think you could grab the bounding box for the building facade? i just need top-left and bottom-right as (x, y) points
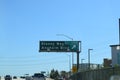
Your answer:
(103, 58), (112, 67)
(110, 44), (120, 66)
(73, 63), (102, 72)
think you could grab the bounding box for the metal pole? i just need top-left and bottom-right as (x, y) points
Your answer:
(81, 59), (85, 70)
(69, 55), (71, 73)
(65, 54), (71, 73)
(77, 52), (80, 72)
(88, 49), (93, 70)
(88, 49), (90, 69)
(56, 34), (74, 70)
(72, 53), (74, 69)
(81, 59), (85, 64)
(76, 41), (81, 72)
(119, 18), (120, 45)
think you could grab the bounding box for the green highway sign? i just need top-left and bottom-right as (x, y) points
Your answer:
(39, 41), (80, 52)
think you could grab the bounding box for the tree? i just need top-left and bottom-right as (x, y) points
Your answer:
(60, 71), (66, 77)
(50, 69), (55, 79)
(60, 71), (69, 80)
(50, 69), (60, 80)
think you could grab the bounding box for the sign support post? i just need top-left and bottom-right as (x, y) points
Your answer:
(76, 41), (81, 80)
(77, 51), (80, 72)
(77, 41), (81, 72)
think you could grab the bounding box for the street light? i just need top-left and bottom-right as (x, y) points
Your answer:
(81, 59), (85, 70)
(56, 34), (73, 41)
(56, 34), (74, 68)
(117, 45), (120, 50)
(65, 54), (71, 73)
(81, 59), (85, 64)
(88, 49), (93, 70)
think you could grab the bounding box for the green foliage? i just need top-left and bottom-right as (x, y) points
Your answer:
(50, 69), (60, 80)
(114, 64), (119, 67)
(60, 71), (67, 77)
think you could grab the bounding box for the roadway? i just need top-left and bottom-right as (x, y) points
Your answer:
(0, 77), (54, 80)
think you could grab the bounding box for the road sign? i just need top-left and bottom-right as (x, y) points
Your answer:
(72, 65), (77, 73)
(39, 41), (80, 52)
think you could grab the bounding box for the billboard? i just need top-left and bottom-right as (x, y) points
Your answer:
(39, 41), (80, 52)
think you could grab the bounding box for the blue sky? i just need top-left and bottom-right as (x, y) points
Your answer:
(0, 0), (120, 76)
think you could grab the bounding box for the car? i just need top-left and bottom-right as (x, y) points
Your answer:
(26, 76), (33, 80)
(32, 73), (45, 80)
(20, 76), (25, 79)
(58, 78), (63, 80)
(13, 76), (17, 79)
(4, 75), (12, 80)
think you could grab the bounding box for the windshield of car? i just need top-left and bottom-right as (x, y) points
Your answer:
(34, 73), (44, 78)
